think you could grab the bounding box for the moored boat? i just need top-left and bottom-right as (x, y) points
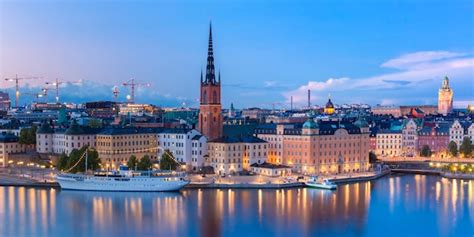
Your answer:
(56, 167), (189, 192)
(305, 177), (337, 190)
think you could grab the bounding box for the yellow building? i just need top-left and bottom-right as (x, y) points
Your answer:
(0, 133), (26, 167)
(96, 127), (158, 169)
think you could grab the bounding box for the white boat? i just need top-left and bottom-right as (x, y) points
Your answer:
(56, 166), (189, 192)
(305, 177), (337, 190)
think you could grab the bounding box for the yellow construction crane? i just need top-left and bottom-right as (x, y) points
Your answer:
(4, 75), (42, 107)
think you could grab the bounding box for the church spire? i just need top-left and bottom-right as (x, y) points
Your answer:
(205, 22), (216, 85)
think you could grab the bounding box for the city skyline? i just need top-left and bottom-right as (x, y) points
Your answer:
(1, 0), (473, 108)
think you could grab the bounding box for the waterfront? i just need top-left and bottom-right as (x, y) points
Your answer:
(0, 174), (472, 237)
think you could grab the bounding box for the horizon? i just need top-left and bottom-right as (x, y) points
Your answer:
(1, 0), (473, 108)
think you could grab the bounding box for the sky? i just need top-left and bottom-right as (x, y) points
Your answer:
(0, 0), (473, 109)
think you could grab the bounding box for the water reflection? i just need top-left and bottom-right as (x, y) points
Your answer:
(0, 175), (472, 237)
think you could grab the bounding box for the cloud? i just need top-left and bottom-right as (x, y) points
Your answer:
(285, 50), (474, 106)
(2, 80), (190, 107)
(381, 51), (466, 69)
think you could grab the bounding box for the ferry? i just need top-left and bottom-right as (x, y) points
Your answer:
(305, 176), (337, 190)
(56, 166), (189, 192)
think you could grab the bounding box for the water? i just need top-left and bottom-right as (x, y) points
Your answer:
(0, 174), (472, 237)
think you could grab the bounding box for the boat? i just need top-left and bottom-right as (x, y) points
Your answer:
(305, 176), (337, 190)
(56, 148), (189, 192)
(56, 166), (190, 192)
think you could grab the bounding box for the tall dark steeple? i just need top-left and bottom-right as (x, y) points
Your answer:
(199, 22), (223, 141)
(204, 23), (217, 85)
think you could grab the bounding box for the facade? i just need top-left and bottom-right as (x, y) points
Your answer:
(95, 127), (158, 169)
(198, 24), (223, 141)
(250, 162), (292, 177)
(375, 129), (402, 157)
(438, 76), (453, 116)
(207, 136), (268, 175)
(0, 133), (25, 167)
(402, 119), (419, 157)
(157, 128), (207, 170)
(417, 125), (449, 156)
(256, 118), (370, 175)
(371, 106), (402, 117)
(0, 91), (10, 111)
(36, 122), (99, 155)
(449, 120), (469, 148)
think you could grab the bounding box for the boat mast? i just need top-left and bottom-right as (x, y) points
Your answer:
(85, 148), (88, 173)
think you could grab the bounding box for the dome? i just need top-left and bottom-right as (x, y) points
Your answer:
(325, 98), (334, 109)
(354, 118), (369, 128)
(303, 119), (318, 129)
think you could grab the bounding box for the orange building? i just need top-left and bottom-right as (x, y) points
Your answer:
(256, 118), (370, 175)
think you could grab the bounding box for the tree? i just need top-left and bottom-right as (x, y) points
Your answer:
(448, 141), (458, 157)
(88, 118), (102, 128)
(127, 155), (138, 170)
(19, 125), (37, 145)
(57, 152), (68, 171)
(159, 150), (178, 170)
(460, 137), (472, 157)
(420, 145), (432, 157)
(137, 155), (152, 170)
(369, 151), (378, 164)
(61, 146), (101, 173)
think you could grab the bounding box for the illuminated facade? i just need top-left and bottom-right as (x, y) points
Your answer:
(207, 136), (268, 175)
(0, 133), (25, 167)
(256, 118), (370, 175)
(324, 97), (335, 115)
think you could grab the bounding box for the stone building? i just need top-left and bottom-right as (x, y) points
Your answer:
(417, 124), (449, 156)
(0, 133), (25, 167)
(256, 118), (370, 175)
(402, 119), (419, 157)
(207, 136), (267, 175)
(376, 129), (402, 157)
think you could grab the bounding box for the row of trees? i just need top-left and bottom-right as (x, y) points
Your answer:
(125, 150), (180, 171)
(19, 125), (37, 145)
(419, 137), (473, 158)
(57, 146), (101, 173)
(448, 137), (472, 157)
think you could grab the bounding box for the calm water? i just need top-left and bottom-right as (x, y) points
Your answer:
(0, 174), (472, 237)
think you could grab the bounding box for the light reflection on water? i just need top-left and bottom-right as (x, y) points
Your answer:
(0, 175), (472, 237)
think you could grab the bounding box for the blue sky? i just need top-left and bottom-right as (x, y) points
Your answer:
(0, 0), (473, 108)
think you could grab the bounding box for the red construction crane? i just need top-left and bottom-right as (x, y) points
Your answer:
(4, 75), (42, 107)
(45, 78), (82, 103)
(122, 78), (150, 103)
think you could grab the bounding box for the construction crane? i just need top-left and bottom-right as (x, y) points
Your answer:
(45, 78), (82, 103)
(4, 75), (42, 107)
(122, 78), (150, 104)
(112, 86), (120, 102)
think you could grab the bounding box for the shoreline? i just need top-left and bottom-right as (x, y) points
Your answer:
(1, 169), (471, 189)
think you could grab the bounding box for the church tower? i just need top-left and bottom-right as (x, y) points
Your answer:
(438, 76), (453, 116)
(198, 23), (223, 141)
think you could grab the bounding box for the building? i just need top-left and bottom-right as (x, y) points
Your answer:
(95, 127), (158, 169)
(324, 97), (335, 115)
(256, 118), (370, 175)
(376, 129), (402, 157)
(449, 120), (470, 148)
(157, 128), (207, 170)
(207, 136), (268, 175)
(0, 133), (25, 167)
(85, 101), (118, 118)
(438, 76), (454, 116)
(36, 121), (99, 155)
(0, 91), (10, 111)
(250, 162), (292, 177)
(371, 106), (401, 117)
(401, 119), (419, 157)
(198, 24), (223, 141)
(418, 124), (449, 156)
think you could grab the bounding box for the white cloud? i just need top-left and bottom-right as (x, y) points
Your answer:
(381, 51), (466, 69)
(284, 50), (474, 105)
